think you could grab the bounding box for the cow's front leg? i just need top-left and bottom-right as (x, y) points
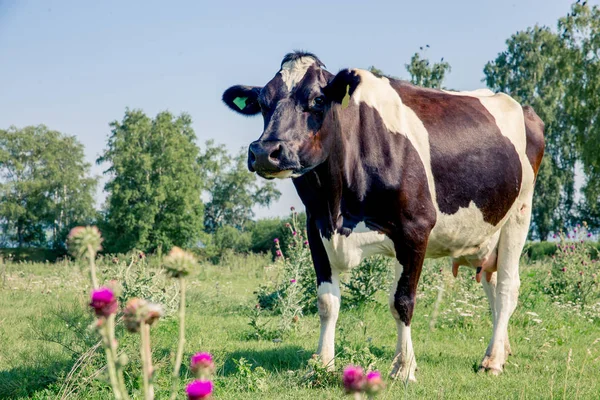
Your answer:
(389, 260), (417, 382)
(316, 273), (340, 370)
(306, 216), (340, 370)
(389, 240), (426, 382)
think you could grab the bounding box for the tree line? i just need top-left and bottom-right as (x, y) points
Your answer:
(1, 2), (598, 254)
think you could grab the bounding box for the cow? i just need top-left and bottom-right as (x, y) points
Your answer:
(221, 51), (545, 381)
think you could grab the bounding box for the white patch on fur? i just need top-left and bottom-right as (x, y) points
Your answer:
(280, 57), (316, 92)
(316, 279), (340, 369)
(320, 222), (395, 272)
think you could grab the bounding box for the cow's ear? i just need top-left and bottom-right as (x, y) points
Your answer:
(323, 69), (361, 107)
(222, 85), (262, 115)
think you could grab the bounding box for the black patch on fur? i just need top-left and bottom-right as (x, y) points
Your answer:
(281, 50), (326, 69)
(390, 80), (523, 226)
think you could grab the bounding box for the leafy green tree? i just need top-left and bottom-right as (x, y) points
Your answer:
(369, 48), (451, 89)
(559, 3), (600, 230)
(199, 140), (281, 233)
(0, 125), (97, 247)
(98, 109), (204, 253)
(405, 51), (451, 89)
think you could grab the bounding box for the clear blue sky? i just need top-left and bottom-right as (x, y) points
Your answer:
(0, 0), (588, 218)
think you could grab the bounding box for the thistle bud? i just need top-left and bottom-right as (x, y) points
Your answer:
(163, 246), (196, 278)
(67, 226), (103, 258)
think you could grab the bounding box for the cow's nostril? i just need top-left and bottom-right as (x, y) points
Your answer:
(269, 145), (282, 161)
(249, 149), (257, 164)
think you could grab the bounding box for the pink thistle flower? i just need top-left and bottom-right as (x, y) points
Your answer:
(579, 271), (584, 276)
(342, 365), (366, 393)
(303, 240), (309, 246)
(562, 267), (567, 272)
(587, 233), (592, 238)
(365, 370), (385, 395)
(290, 279), (296, 284)
(290, 206), (296, 212)
(552, 234), (557, 239)
(274, 238), (279, 243)
(292, 231), (297, 236)
(139, 251), (145, 259)
(186, 380), (213, 400)
(276, 250), (282, 257)
(191, 352), (215, 378)
(90, 287), (117, 318)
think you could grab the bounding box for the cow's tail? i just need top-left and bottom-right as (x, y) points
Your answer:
(522, 105), (545, 179)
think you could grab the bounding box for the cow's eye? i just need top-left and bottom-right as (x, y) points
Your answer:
(313, 96), (325, 107)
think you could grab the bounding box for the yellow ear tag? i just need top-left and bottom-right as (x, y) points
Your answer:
(233, 96), (248, 110)
(341, 85), (350, 110)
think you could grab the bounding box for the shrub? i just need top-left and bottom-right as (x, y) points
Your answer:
(545, 224), (600, 308)
(342, 255), (392, 309)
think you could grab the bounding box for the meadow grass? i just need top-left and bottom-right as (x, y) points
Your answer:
(0, 254), (598, 399)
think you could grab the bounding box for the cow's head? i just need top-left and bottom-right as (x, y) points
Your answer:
(222, 51), (360, 179)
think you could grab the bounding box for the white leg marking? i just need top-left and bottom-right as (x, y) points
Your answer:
(316, 274), (340, 370)
(481, 198), (532, 374)
(388, 260), (417, 382)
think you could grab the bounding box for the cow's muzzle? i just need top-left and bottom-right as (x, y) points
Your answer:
(248, 140), (299, 178)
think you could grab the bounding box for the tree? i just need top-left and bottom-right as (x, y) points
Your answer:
(98, 109), (204, 253)
(199, 140), (281, 233)
(559, 3), (600, 230)
(369, 48), (451, 90)
(405, 51), (451, 89)
(0, 125), (97, 248)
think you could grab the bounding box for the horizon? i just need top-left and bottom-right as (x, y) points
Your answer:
(0, 0), (591, 219)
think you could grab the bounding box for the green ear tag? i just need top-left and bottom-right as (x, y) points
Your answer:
(341, 85), (350, 110)
(233, 96), (248, 110)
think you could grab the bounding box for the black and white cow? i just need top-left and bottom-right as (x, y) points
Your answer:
(222, 51), (544, 380)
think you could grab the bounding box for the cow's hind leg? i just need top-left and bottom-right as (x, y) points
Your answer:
(480, 201), (531, 374)
(481, 272), (512, 360)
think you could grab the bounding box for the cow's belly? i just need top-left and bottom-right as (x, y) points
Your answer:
(426, 201), (505, 260)
(320, 222), (396, 271)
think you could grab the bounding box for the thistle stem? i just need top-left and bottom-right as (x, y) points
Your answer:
(87, 244), (98, 289)
(108, 315), (130, 400)
(102, 321), (123, 400)
(141, 323), (155, 400)
(169, 277), (187, 400)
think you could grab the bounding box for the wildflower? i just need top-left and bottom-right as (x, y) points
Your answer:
(562, 267), (567, 272)
(290, 279), (297, 284)
(90, 287), (117, 318)
(273, 238), (279, 243)
(552, 234), (557, 239)
(112, 257), (119, 264)
(163, 246), (196, 278)
(276, 250), (283, 257)
(139, 251), (145, 259)
(67, 226), (103, 258)
(186, 380), (213, 400)
(290, 206), (296, 212)
(303, 240), (309, 246)
(365, 370), (385, 395)
(342, 365), (366, 393)
(588, 233), (592, 238)
(292, 315), (299, 323)
(144, 302), (163, 326)
(190, 352), (215, 378)
(285, 223), (291, 228)
(579, 271), (584, 276)
(292, 231), (297, 236)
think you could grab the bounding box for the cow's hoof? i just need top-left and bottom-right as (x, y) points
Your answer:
(479, 356), (503, 376)
(389, 364), (417, 383)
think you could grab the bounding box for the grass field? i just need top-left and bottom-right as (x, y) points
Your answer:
(0, 253), (599, 399)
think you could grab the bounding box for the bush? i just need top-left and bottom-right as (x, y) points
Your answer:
(342, 255), (392, 309)
(545, 224), (600, 308)
(523, 241), (558, 261)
